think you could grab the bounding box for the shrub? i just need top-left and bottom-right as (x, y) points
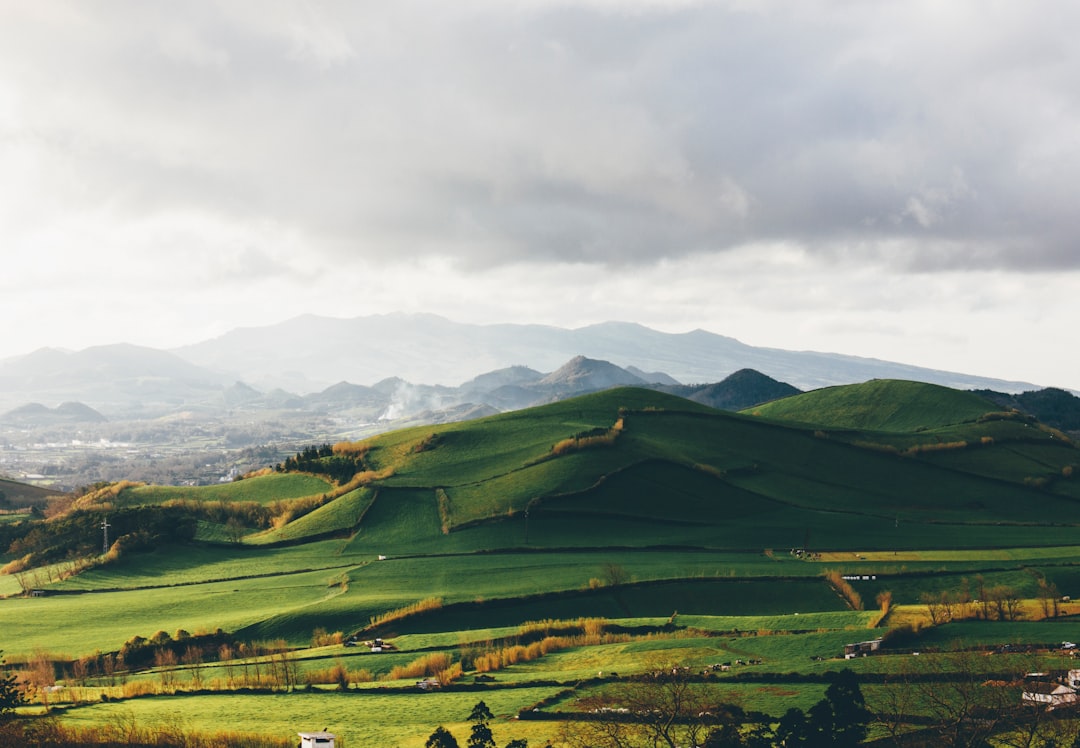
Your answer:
(386, 652), (455, 681)
(368, 597), (443, 630)
(824, 570), (863, 611)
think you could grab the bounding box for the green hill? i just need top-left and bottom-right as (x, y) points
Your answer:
(10, 386), (1079, 562)
(743, 379), (999, 432)
(0, 475), (66, 509)
(237, 385), (1080, 553)
(4, 383), (1080, 748)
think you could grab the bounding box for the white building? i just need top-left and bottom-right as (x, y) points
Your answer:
(298, 731), (337, 748)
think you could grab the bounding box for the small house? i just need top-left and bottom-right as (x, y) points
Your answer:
(843, 639), (882, 658)
(298, 731), (337, 748)
(1022, 681), (1078, 709)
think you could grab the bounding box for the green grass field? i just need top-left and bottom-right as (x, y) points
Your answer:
(3, 384), (1080, 745)
(121, 473), (334, 506)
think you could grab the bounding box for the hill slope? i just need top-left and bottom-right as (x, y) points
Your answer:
(231, 385), (1080, 554)
(745, 380), (999, 432)
(654, 368), (801, 411)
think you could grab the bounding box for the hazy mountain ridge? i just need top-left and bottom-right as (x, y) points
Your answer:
(173, 313), (1046, 394)
(1, 401), (108, 425)
(0, 315), (1065, 426)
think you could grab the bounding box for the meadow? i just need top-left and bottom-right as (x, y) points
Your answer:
(3, 383), (1080, 746)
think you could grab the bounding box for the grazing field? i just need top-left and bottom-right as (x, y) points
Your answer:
(120, 473), (334, 506)
(3, 384), (1080, 746)
(55, 687), (565, 748)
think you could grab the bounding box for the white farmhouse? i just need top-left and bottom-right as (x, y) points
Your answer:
(298, 731), (337, 748)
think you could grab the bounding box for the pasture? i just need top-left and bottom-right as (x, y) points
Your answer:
(3, 384), (1080, 745)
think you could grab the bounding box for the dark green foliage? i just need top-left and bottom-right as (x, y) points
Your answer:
(468, 701), (495, 748)
(117, 629), (237, 671)
(0, 653), (22, 723)
(4, 505), (197, 566)
(975, 387), (1080, 432)
(276, 444), (367, 483)
(775, 707), (809, 748)
(821, 670), (870, 748)
(702, 705), (751, 748)
(768, 671), (867, 748)
(426, 726), (460, 748)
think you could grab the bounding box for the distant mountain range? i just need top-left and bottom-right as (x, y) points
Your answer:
(175, 313), (1046, 394)
(0, 314), (1063, 423)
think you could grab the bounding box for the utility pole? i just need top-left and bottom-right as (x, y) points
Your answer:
(101, 516), (111, 555)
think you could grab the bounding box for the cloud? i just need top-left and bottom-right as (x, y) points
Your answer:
(1, 1), (1080, 389)
(3, 1), (1079, 277)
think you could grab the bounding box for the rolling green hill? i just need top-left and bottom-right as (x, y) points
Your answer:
(222, 385), (1080, 553)
(0, 475), (66, 509)
(743, 379), (999, 432)
(4, 383), (1080, 747)
(35, 384), (1075, 558)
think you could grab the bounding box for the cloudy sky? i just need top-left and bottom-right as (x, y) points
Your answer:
(1, 1), (1078, 388)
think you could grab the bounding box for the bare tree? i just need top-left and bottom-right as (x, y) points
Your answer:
(558, 665), (739, 748)
(869, 650), (1024, 748)
(602, 563), (629, 587)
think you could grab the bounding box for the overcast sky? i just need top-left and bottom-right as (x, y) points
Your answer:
(1, 1), (1077, 389)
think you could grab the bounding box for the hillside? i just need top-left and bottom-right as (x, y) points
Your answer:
(0, 476), (65, 509)
(0, 400), (107, 426)
(653, 368), (801, 411)
(744, 379), (1000, 432)
(214, 385), (1080, 556)
(974, 386), (1080, 433)
(21, 385), (1075, 560)
(4, 384), (1080, 747)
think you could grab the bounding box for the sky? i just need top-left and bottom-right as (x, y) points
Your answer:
(1, 1), (1078, 389)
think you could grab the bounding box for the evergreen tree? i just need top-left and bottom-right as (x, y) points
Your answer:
(0, 652), (23, 723)
(775, 707), (808, 748)
(822, 669), (870, 748)
(468, 700), (496, 748)
(426, 726), (460, 748)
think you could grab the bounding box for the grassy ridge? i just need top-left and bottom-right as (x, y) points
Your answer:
(746, 380), (999, 431)
(5, 384), (1080, 747)
(121, 473), (333, 506)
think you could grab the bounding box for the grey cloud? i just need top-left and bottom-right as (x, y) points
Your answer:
(3, 1), (1080, 273)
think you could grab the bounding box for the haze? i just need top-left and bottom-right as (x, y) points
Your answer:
(1, 2), (1077, 389)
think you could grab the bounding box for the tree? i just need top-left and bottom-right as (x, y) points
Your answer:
(820, 669), (870, 748)
(870, 649), (1018, 748)
(559, 665), (730, 748)
(225, 517), (246, 544)
(427, 726), (460, 748)
(602, 562), (629, 587)
(702, 705), (751, 748)
(0, 652), (23, 723)
(774, 707), (808, 748)
(468, 700), (496, 748)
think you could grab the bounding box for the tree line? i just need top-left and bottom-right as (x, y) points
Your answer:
(275, 443), (370, 484)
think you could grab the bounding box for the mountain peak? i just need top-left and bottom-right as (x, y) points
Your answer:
(540, 356), (647, 389)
